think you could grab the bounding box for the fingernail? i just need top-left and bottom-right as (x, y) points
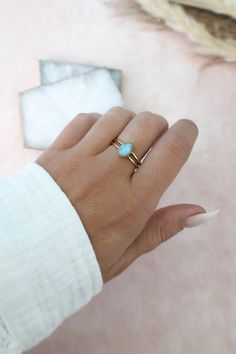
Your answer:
(184, 209), (220, 228)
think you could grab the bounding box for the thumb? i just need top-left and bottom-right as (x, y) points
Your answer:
(108, 204), (220, 280)
(108, 204), (206, 279)
(135, 204), (206, 255)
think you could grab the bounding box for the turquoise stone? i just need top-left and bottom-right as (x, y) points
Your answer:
(118, 142), (133, 157)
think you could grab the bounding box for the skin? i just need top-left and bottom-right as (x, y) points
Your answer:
(36, 107), (205, 282)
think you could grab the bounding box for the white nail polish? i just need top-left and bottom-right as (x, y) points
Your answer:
(184, 209), (221, 228)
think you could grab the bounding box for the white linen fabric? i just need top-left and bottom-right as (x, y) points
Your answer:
(0, 163), (103, 353)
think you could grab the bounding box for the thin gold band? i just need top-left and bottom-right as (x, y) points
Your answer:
(111, 138), (141, 170)
(114, 139), (140, 165)
(112, 141), (139, 169)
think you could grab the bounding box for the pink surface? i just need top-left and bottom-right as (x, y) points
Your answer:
(0, 1), (235, 353)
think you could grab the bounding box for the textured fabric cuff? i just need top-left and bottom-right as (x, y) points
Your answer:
(0, 163), (103, 352)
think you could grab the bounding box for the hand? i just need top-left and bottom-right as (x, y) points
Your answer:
(36, 107), (204, 282)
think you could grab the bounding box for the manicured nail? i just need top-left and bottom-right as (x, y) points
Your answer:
(184, 209), (220, 228)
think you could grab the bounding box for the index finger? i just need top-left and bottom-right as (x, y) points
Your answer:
(131, 119), (198, 209)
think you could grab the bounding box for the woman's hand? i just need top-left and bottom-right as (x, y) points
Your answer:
(36, 107), (205, 282)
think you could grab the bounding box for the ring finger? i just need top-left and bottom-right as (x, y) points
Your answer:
(105, 111), (169, 174)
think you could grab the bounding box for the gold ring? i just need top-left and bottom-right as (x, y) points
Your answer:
(111, 138), (141, 171)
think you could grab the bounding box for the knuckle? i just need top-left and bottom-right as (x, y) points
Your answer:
(73, 113), (88, 121)
(179, 118), (198, 134)
(158, 223), (169, 244)
(147, 227), (160, 251)
(73, 113), (98, 125)
(157, 114), (169, 130)
(143, 221), (166, 253)
(166, 133), (190, 162)
(138, 112), (168, 131)
(148, 221), (172, 249)
(107, 106), (131, 117)
(138, 112), (156, 128)
(86, 114), (100, 125)
(88, 112), (102, 120)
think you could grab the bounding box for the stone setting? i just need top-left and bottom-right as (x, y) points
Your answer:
(118, 142), (133, 157)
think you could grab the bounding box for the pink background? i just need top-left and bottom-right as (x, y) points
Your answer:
(0, 1), (235, 353)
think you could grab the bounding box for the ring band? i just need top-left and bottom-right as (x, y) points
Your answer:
(111, 138), (141, 170)
(112, 141), (139, 169)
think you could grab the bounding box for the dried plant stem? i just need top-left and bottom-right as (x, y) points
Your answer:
(171, 0), (236, 19)
(134, 0), (236, 61)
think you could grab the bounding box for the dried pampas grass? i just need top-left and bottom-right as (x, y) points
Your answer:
(172, 0), (236, 19)
(106, 0), (236, 61)
(134, 0), (236, 61)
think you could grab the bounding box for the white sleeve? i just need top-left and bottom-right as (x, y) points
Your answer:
(0, 163), (103, 353)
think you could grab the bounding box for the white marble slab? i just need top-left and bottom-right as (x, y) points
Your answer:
(40, 60), (122, 89)
(21, 68), (124, 150)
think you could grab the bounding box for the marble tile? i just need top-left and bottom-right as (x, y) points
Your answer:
(40, 60), (122, 89)
(21, 68), (123, 150)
